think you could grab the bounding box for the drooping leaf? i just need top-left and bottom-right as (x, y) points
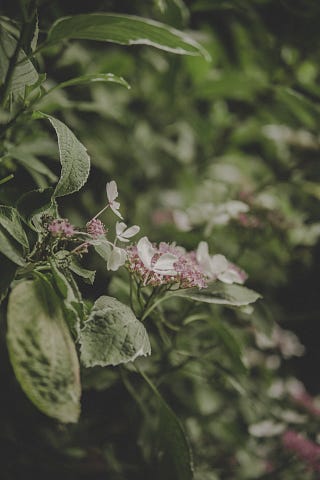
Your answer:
(0, 253), (17, 304)
(69, 258), (96, 285)
(49, 73), (130, 92)
(16, 187), (55, 229)
(139, 369), (194, 480)
(0, 205), (29, 249)
(80, 296), (151, 367)
(47, 14), (209, 59)
(9, 147), (58, 183)
(0, 226), (26, 266)
(209, 319), (247, 374)
(7, 278), (81, 423)
(34, 113), (90, 198)
(50, 259), (84, 337)
(0, 24), (38, 100)
(173, 282), (261, 306)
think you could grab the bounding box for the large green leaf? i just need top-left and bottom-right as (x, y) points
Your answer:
(80, 296), (151, 367)
(0, 24), (38, 99)
(140, 369), (194, 480)
(35, 113), (90, 198)
(7, 278), (81, 423)
(0, 205), (29, 249)
(47, 14), (209, 59)
(173, 282), (261, 306)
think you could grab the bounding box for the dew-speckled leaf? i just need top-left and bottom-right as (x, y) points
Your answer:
(36, 113), (90, 198)
(7, 278), (81, 423)
(80, 296), (151, 367)
(0, 205), (29, 249)
(0, 24), (38, 99)
(174, 282), (261, 306)
(47, 14), (209, 59)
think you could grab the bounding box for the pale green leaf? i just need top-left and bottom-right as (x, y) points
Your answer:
(173, 282), (261, 306)
(0, 205), (29, 248)
(35, 113), (90, 197)
(9, 147), (58, 182)
(80, 296), (151, 367)
(47, 14), (209, 59)
(0, 227), (25, 265)
(7, 278), (81, 423)
(0, 24), (38, 99)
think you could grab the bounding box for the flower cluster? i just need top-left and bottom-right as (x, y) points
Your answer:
(126, 237), (207, 288)
(48, 218), (75, 237)
(45, 181), (247, 289)
(282, 430), (320, 472)
(126, 237), (246, 290)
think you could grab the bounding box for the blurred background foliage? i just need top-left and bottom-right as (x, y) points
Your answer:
(1, 0), (320, 478)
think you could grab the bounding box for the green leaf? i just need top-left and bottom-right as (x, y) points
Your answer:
(7, 278), (81, 423)
(173, 282), (261, 306)
(80, 296), (151, 367)
(139, 369), (194, 480)
(47, 14), (209, 59)
(69, 258), (96, 285)
(0, 205), (29, 249)
(50, 73), (130, 92)
(35, 113), (90, 198)
(0, 24), (38, 99)
(16, 187), (54, 228)
(0, 226), (26, 265)
(209, 320), (247, 374)
(9, 146), (58, 183)
(0, 253), (17, 304)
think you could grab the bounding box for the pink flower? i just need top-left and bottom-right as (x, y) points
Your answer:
(48, 219), (75, 237)
(282, 430), (320, 472)
(196, 241), (246, 284)
(86, 218), (106, 238)
(126, 237), (207, 289)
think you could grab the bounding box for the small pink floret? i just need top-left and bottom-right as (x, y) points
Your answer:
(126, 241), (207, 289)
(48, 219), (75, 238)
(86, 218), (106, 238)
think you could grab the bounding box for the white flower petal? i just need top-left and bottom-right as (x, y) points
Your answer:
(107, 246), (127, 271)
(210, 254), (228, 275)
(153, 253), (177, 275)
(137, 236), (155, 270)
(116, 222), (127, 236)
(122, 225), (140, 238)
(106, 180), (118, 203)
(196, 241), (210, 265)
(110, 202), (123, 219)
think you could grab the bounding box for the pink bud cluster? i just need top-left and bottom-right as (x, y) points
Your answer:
(86, 218), (106, 238)
(282, 430), (320, 472)
(48, 219), (75, 237)
(126, 241), (207, 289)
